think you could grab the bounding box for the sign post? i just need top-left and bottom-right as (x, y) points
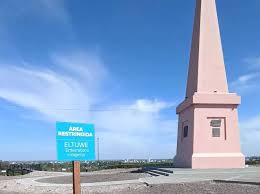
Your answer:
(73, 161), (81, 194)
(56, 122), (95, 194)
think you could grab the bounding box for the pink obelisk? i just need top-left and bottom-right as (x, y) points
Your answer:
(174, 0), (245, 169)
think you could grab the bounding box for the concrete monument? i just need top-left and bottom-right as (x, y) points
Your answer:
(175, 0), (245, 169)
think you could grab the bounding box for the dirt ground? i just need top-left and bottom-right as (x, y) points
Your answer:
(1, 181), (260, 194)
(37, 172), (148, 184)
(114, 182), (260, 194)
(1, 169), (260, 194)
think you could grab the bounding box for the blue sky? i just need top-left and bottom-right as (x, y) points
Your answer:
(0, 0), (260, 161)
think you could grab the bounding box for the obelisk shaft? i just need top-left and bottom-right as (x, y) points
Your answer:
(186, 0), (228, 98)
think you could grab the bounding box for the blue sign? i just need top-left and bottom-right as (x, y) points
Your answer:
(56, 122), (95, 161)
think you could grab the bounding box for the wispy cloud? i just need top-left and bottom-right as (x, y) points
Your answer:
(0, 50), (177, 159)
(230, 73), (260, 93)
(244, 57), (260, 70)
(37, 0), (70, 24)
(230, 57), (260, 94)
(130, 99), (174, 113)
(0, 51), (105, 122)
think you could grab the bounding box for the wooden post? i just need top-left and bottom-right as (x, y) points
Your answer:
(73, 161), (81, 194)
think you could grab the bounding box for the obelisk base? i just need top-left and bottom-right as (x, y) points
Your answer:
(192, 153), (245, 169)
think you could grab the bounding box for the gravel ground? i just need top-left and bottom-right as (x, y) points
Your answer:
(37, 172), (148, 184)
(86, 181), (260, 194)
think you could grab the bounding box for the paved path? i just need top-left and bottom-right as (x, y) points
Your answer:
(141, 167), (260, 185)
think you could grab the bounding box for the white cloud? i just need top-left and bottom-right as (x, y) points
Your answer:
(244, 57), (260, 70)
(240, 115), (260, 156)
(91, 100), (175, 133)
(91, 100), (177, 159)
(230, 56), (260, 94)
(130, 99), (174, 113)
(240, 116), (260, 131)
(0, 51), (177, 159)
(230, 73), (260, 93)
(238, 74), (258, 83)
(241, 130), (260, 157)
(228, 57), (260, 156)
(0, 52), (105, 122)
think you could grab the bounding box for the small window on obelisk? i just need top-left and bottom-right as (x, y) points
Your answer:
(210, 119), (221, 137)
(183, 126), (188, 138)
(212, 128), (220, 137)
